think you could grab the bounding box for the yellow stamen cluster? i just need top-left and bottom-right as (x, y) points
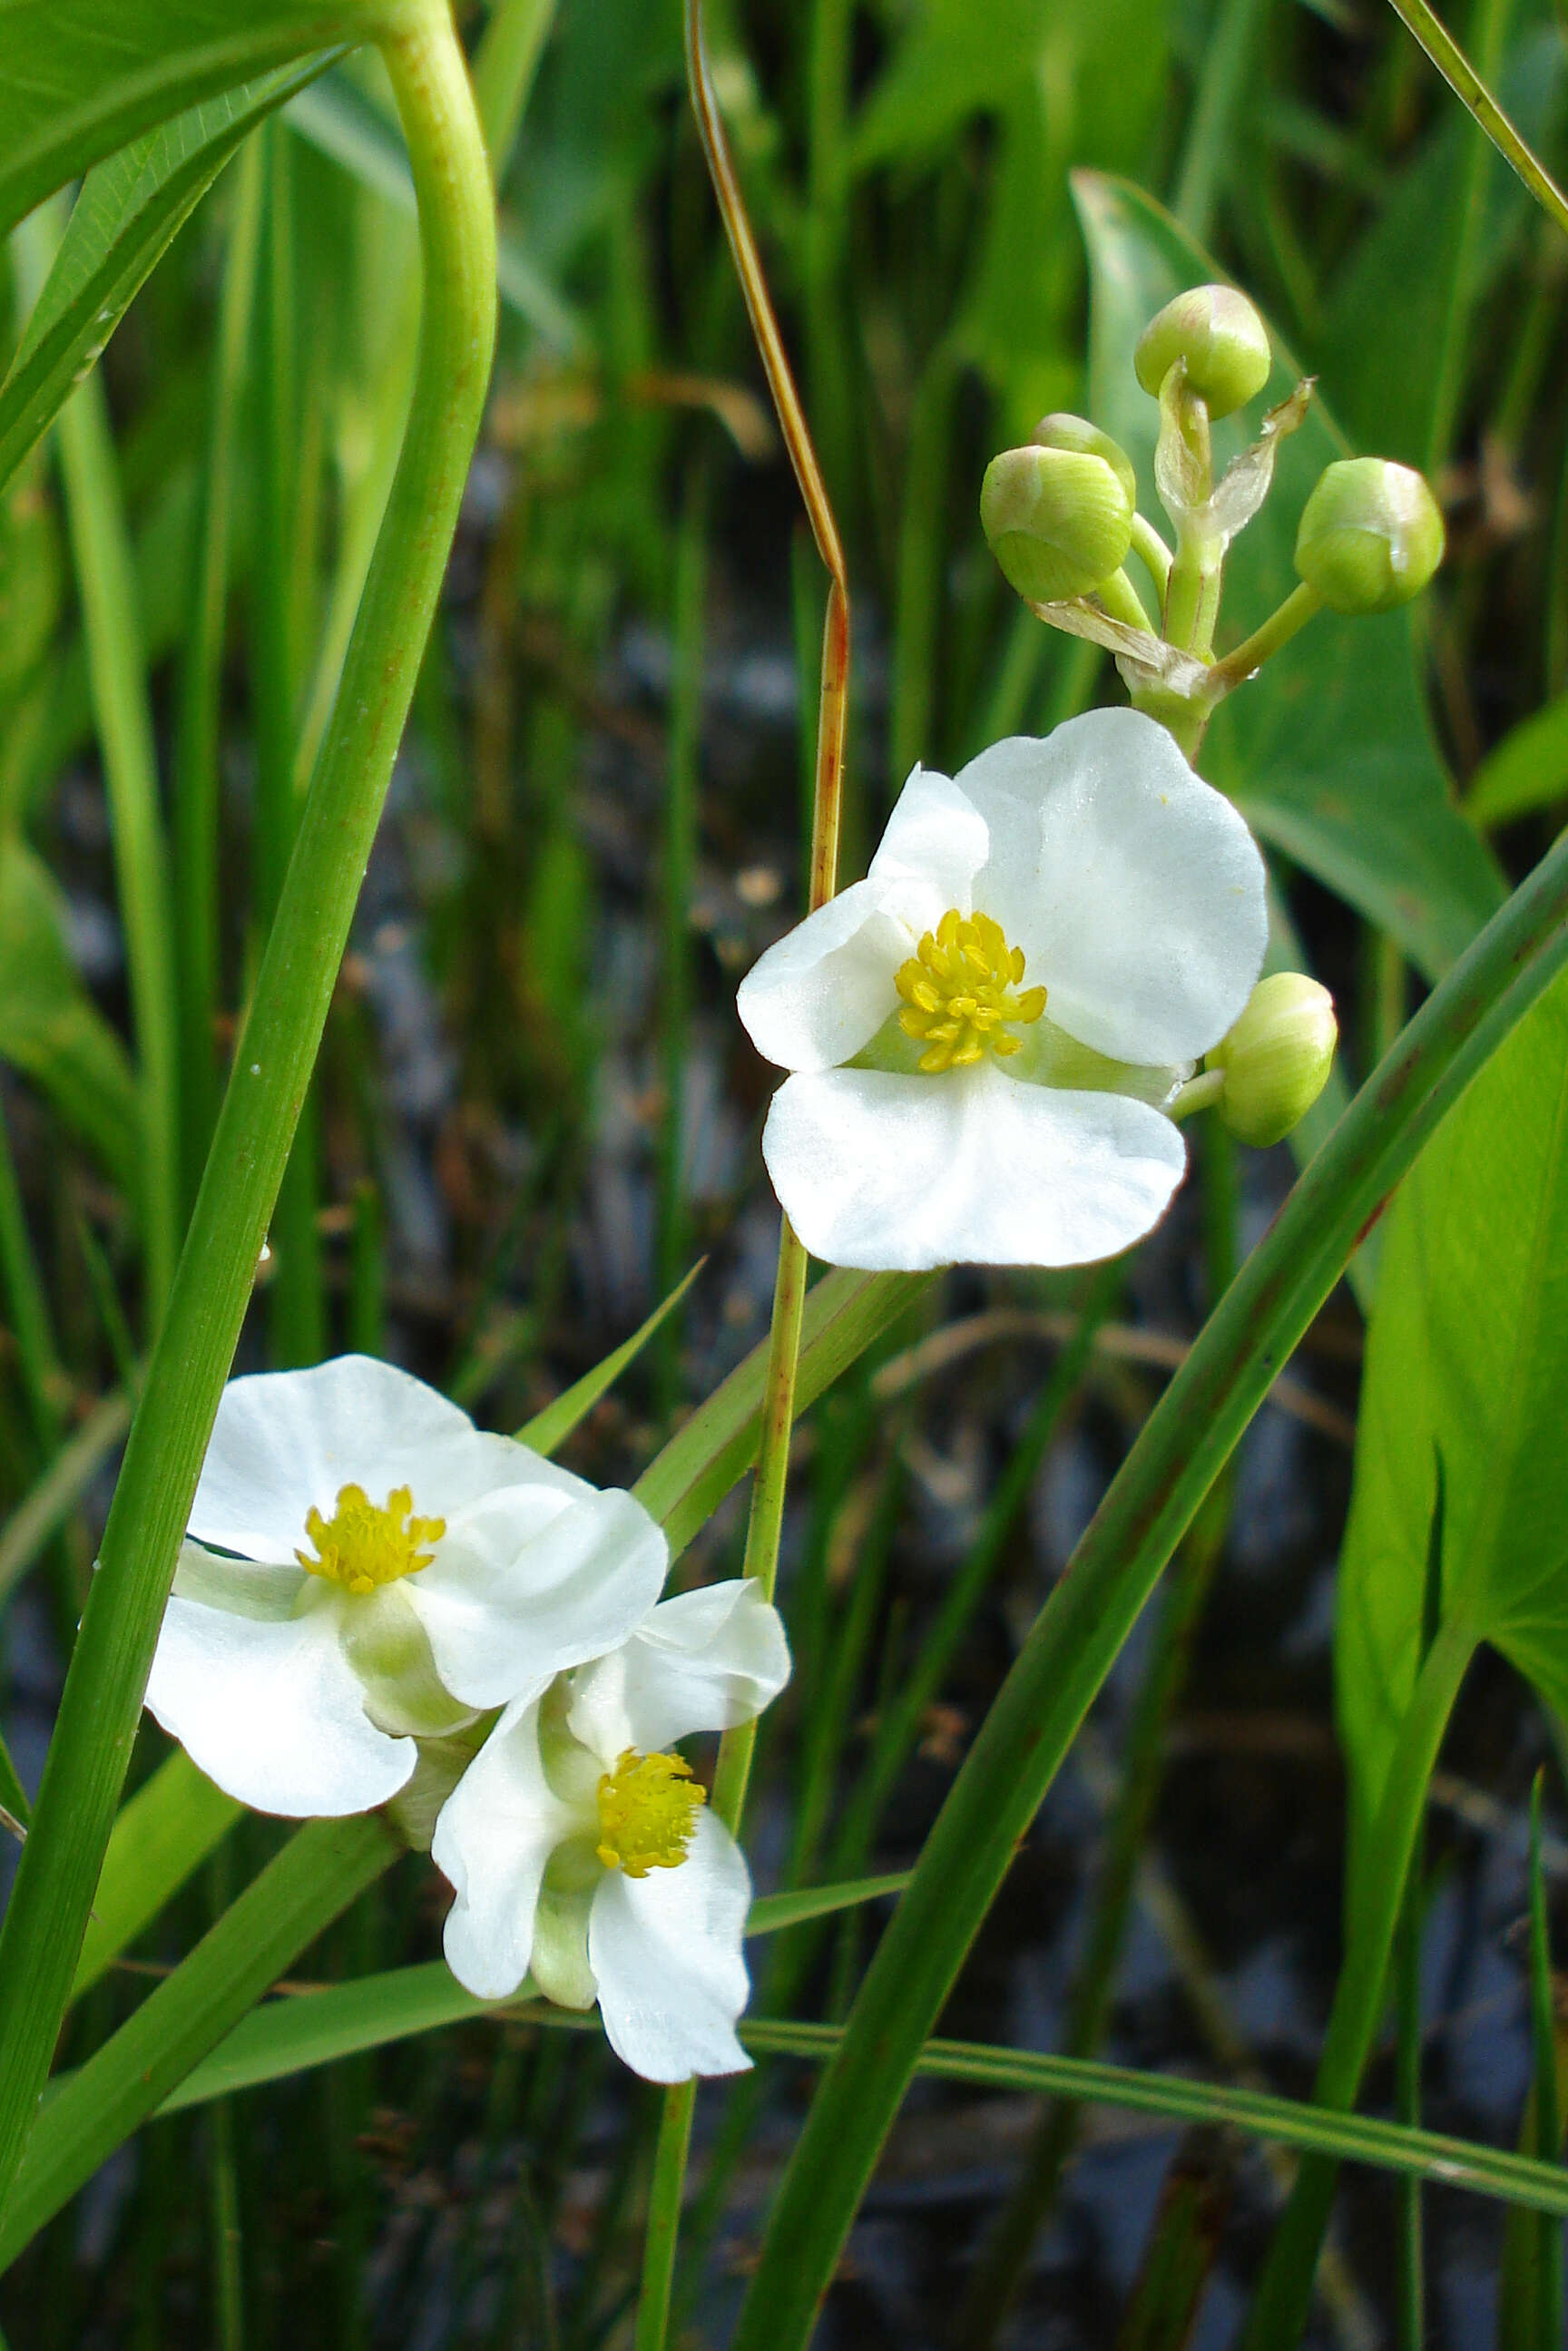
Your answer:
(894, 908), (1047, 1074)
(296, 1483), (446, 1596)
(596, 1748), (706, 1878)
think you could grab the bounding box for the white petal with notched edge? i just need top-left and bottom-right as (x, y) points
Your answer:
(959, 713), (1267, 1067)
(565, 1581), (791, 1763)
(434, 1696), (576, 2000)
(762, 1061), (1187, 1271)
(144, 1569), (414, 1816)
(589, 1809), (753, 2082)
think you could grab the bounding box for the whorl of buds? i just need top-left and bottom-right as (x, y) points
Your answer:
(1293, 458), (1445, 615)
(1204, 973), (1338, 1147)
(1134, 285), (1271, 419)
(980, 417), (1136, 604)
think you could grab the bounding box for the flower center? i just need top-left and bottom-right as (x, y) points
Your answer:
(894, 908), (1047, 1074)
(296, 1484), (446, 1596)
(595, 1748), (706, 1878)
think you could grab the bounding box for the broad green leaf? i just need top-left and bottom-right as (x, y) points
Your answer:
(0, 0), (391, 243)
(70, 1748), (241, 2003)
(1337, 968), (1568, 1894)
(1317, 30), (1564, 466)
(0, 59), (338, 500)
(1465, 691), (1568, 828)
(0, 838), (140, 1189)
(515, 1258), (704, 1455)
(159, 1875), (914, 2115)
(1073, 171), (1506, 982)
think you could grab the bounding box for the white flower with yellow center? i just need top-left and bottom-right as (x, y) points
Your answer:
(144, 1355), (668, 1818)
(737, 708), (1269, 1269)
(433, 1580), (789, 2082)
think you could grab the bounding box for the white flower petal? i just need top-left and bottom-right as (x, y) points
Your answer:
(736, 877), (922, 1076)
(761, 1062), (1186, 1270)
(567, 1581), (790, 1764)
(958, 712), (1267, 1065)
(434, 1697), (579, 1999)
(589, 1810), (753, 2082)
(865, 765), (988, 895)
(189, 1356), (580, 1561)
(413, 1486), (669, 1709)
(143, 1586), (414, 1816)
(736, 769), (990, 1076)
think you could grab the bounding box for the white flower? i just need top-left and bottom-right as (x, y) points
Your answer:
(433, 1580), (789, 2082)
(737, 708), (1269, 1270)
(144, 1355), (668, 1819)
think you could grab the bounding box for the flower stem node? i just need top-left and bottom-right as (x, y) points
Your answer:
(980, 429), (1135, 604)
(1205, 972), (1338, 1146)
(1294, 457), (1445, 614)
(596, 1749), (706, 1876)
(1134, 285), (1271, 418)
(895, 909), (1047, 1072)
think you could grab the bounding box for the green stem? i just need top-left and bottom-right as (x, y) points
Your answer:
(0, 5), (495, 2219)
(0, 1815), (397, 2270)
(1095, 563), (1155, 634)
(635, 2081), (697, 2351)
(472, 0), (558, 173)
(1127, 511), (1173, 609)
(1239, 1616), (1475, 2349)
(174, 137), (263, 1223)
(728, 811), (1568, 2351)
(1205, 581), (1322, 699)
(1382, 0), (1568, 240)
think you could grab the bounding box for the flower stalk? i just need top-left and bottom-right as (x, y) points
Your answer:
(0, 0), (495, 2214)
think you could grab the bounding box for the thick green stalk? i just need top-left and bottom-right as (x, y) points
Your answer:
(730, 816), (1568, 2351)
(0, 5), (495, 2220)
(0, 1815), (397, 2269)
(175, 138), (264, 1221)
(1239, 1618), (1475, 2347)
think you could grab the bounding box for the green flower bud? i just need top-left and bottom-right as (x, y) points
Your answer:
(980, 440), (1134, 603)
(1293, 457), (1445, 614)
(1030, 413), (1138, 507)
(1205, 973), (1337, 1147)
(1134, 285), (1271, 419)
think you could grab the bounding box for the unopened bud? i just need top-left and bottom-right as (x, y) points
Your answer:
(980, 437), (1134, 604)
(1294, 458), (1445, 614)
(1134, 285), (1271, 419)
(1204, 973), (1337, 1147)
(1031, 413), (1138, 504)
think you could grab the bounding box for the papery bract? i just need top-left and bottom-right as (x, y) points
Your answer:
(737, 709), (1269, 1270)
(434, 1580), (789, 2082)
(144, 1356), (668, 1817)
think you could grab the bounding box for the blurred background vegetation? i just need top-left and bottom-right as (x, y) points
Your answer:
(1, 0), (1566, 2340)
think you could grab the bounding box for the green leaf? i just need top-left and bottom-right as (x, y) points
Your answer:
(152, 1972), (1568, 2228)
(1465, 691), (1568, 828)
(70, 1748), (241, 2004)
(0, 837), (141, 1190)
(157, 1874), (914, 2117)
(0, 0), (392, 244)
(1073, 170), (1506, 982)
(515, 1259), (704, 1456)
(1337, 968), (1568, 1897)
(632, 1266), (931, 1559)
(0, 58), (338, 500)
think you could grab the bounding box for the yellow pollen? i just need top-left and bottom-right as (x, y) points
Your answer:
(894, 908), (1047, 1074)
(595, 1749), (706, 1878)
(296, 1483), (446, 1597)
